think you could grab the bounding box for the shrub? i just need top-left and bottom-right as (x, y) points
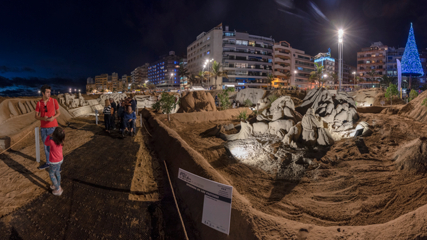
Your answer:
(218, 87), (235, 110)
(244, 99), (252, 107)
(152, 101), (161, 112)
(268, 94), (278, 103)
(237, 110), (248, 121)
(385, 83), (399, 105)
(409, 89), (418, 101)
(422, 98), (427, 107)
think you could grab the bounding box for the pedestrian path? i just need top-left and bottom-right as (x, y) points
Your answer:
(0, 118), (185, 239)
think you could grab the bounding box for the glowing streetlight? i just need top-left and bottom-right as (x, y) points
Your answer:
(38, 90), (41, 96)
(338, 29), (344, 92)
(352, 71), (357, 87)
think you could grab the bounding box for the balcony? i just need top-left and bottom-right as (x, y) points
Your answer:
(223, 49), (272, 56)
(222, 41), (273, 50)
(223, 56), (271, 63)
(223, 65), (272, 71)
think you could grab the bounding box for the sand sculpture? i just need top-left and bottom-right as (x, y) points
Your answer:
(235, 88), (265, 105)
(135, 95), (157, 109)
(220, 88), (368, 180)
(178, 91), (216, 113)
(394, 137), (427, 173)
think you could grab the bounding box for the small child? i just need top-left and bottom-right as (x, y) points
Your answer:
(44, 127), (65, 196)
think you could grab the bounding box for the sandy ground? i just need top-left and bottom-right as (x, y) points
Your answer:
(0, 116), (187, 239)
(165, 111), (427, 232)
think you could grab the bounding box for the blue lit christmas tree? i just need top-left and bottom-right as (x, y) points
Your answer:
(401, 23), (424, 89)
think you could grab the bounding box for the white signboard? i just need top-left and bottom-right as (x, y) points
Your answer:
(178, 168), (233, 235)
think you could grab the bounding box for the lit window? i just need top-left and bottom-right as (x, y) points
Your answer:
(207, 51), (210, 55)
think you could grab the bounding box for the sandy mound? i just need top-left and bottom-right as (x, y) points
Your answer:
(374, 91), (405, 106)
(394, 137), (427, 173)
(270, 88), (306, 100)
(397, 90), (427, 123)
(178, 91), (216, 113)
(352, 89), (378, 106)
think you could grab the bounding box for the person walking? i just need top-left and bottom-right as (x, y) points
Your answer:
(123, 105), (136, 137)
(35, 84), (61, 170)
(117, 101), (126, 134)
(44, 127), (65, 196)
(103, 99), (112, 133)
(109, 98), (116, 130)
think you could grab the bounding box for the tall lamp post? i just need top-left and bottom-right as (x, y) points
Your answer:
(352, 71), (356, 89)
(205, 58), (213, 87)
(338, 29), (344, 93)
(169, 73), (174, 91)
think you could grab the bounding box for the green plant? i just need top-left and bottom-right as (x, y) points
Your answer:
(309, 62), (325, 88)
(244, 99), (252, 107)
(237, 110), (248, 121)
(210, 60), (227, 89)
(355, 101), (357, 106)
(157, 92), (179, 121)
(422, 98), (427, 107)
(409, 89), (418, 101)
(268, 94), (278, 103)
(385, 83), (399, 105)
(152, 101), (161, 112)
(218, 87), (235, 110)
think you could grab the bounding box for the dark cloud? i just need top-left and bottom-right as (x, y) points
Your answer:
(0, 76), (86, 96)
(0, 66), (36, 73)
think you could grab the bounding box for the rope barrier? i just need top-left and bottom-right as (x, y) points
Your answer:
(141, 118), (152, 137)
(163, 160), (189, 240)
(0, 130), (32, 155)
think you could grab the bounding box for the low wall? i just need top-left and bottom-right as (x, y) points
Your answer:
(356, 106), (386, 114)
(155, 108), (253, 124)
(142, 109), (258, 240)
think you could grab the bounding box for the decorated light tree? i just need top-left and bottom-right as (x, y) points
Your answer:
(401, 23), (424, 89)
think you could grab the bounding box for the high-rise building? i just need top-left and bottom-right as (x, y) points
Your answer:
(95, 74), (108, 91)
(131, 63), (150, 86)
(356, 42), (387, 84)
(385, 47), (405, 78)
(148, 51), (181, 89)
(419, 48), (427, 85)
(314, 50), (335, 86)
(86, 77), (96, 93)
(187, 24), (275, 88)
(335, 61), (356, 85)
(272, 41), (315, 88)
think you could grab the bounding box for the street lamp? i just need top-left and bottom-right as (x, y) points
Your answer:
(338, 29), (344, 92)
(352, 71), (356, 88)
(169, 73), (175, 91)
(38, 90), (41, 96)
(69, 88), (71, 93)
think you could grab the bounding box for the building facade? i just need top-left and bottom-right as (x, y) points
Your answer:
(86, 77), (96, 93)
(147, 51), (181, 89)
(385, 47), (405, 78)
(131, 63), (150, 86)
(272, 41), (315, 88)
(187, 24), (275, 88)
(419, 48), (427, 85)
(314, 50), (335, 86)
(356, 42), (387, 83)
(334, 61), (356, 85)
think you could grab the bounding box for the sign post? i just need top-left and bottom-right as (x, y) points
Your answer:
(178, 168), (233, 235)
(35, 127), (40, 163)
(95, 109), (98, 125)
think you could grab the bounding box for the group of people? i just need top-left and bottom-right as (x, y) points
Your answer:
(103, 96), (137, 137)
(35, 85), (65, 196)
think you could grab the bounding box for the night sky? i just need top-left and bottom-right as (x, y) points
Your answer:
(1, 0), (426, 96)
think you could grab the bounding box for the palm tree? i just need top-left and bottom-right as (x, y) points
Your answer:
(266, 72), (275, 89)
(178, 63), (188, 80)
(379, 75), (394, 88)
(284, 72), (292, 86)
(309, 62), (324, 88)
(187, 73), (199, 86)
(197, 71), (208, 86)
(330, 73), (338, 89)
(210, 60), (227, 89)
(367, 69), (377, 82)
